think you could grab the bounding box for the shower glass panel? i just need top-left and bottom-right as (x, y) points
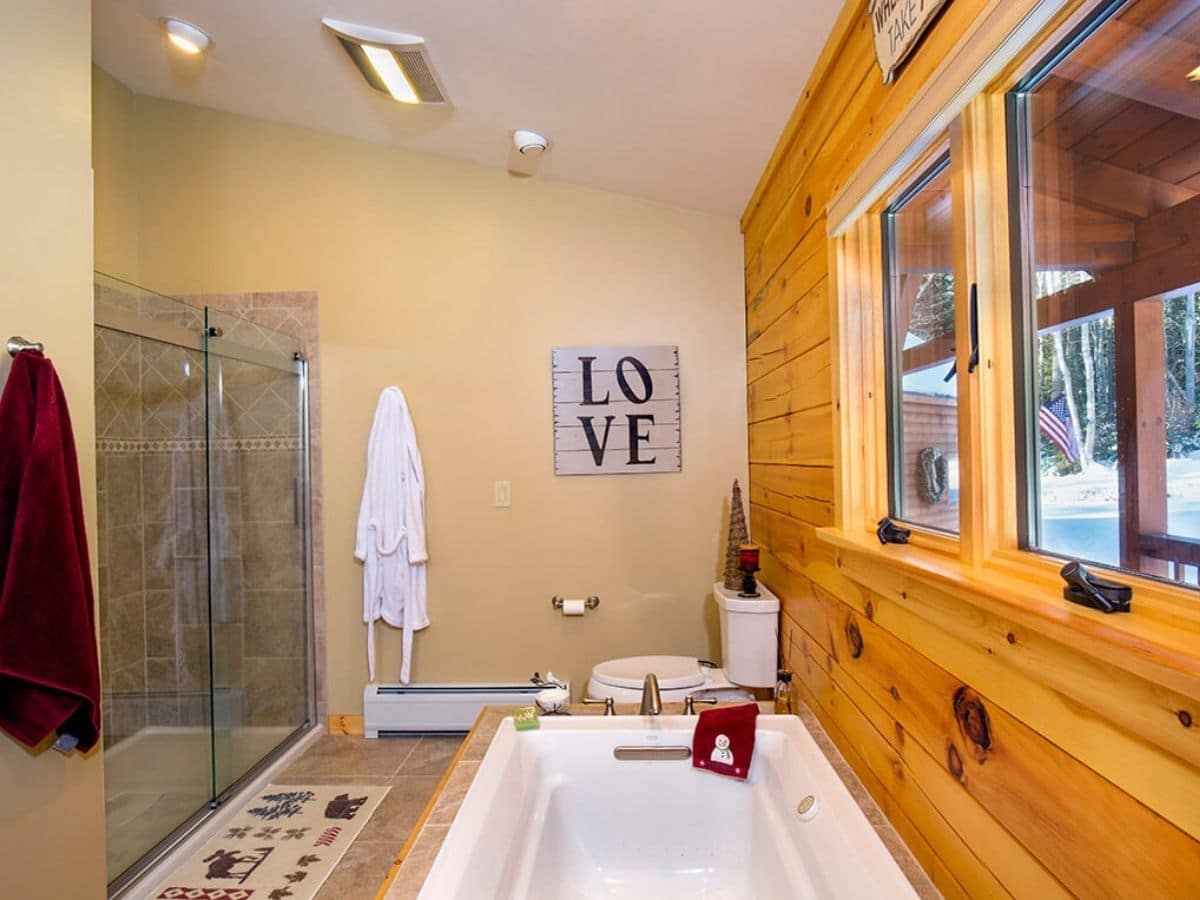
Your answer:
(94, 275), (313, 889)
(205, 306), (311, 794)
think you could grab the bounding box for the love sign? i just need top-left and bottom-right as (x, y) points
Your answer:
(552, 346), (681, 475)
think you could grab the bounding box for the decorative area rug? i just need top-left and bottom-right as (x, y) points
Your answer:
(150, 784), (390, 900)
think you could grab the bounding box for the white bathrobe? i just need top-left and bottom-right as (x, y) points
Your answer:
(355, 387), (428, 683)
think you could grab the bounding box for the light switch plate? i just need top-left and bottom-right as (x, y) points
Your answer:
(494, 480), (511, 508)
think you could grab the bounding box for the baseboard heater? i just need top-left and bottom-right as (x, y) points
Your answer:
(363, 681), (569, 738)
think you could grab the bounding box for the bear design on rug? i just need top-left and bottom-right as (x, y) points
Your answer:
(203, 846), (274, 882)
(324, 793), (368, 820)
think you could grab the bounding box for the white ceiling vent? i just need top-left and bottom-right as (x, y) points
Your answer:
(322, 18), (449, 105)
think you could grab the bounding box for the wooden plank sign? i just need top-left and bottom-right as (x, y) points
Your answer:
(869, 0), (952, 84)
(552, 346), (681, 475)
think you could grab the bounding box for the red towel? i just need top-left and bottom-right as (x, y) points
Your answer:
(692, 703), (759, 780)
(0, 351), (101, 752)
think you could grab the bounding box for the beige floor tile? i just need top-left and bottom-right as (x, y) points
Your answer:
(314, 840), (396, 899)
(267, 732), (453, 896)
(358, 776), (441, 844)
(275, 734), (419, 780)
(272, 773), (392, 787)
(397, 736), (463, 777)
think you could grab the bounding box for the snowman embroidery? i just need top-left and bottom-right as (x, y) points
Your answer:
(710, 734), (734, 765)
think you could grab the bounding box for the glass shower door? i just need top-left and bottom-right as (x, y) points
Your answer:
(204, 308), (311, 795)
(96, 275), (314, 891)
(95, 275), (216, 884)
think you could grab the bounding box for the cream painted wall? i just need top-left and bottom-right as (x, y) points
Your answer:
(92, 67), (140, 282)
(0, 1), (107, 896)
(93, 84), (748, 714)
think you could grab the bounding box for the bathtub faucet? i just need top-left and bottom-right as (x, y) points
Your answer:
(639, 673), (662, 716)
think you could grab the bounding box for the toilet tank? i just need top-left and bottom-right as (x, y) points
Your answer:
(712, 582), (780, 688)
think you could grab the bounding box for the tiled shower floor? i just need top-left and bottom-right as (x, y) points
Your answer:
(263, 733), (462, 897)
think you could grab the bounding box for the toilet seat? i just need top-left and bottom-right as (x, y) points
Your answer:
(586, 655), (735, 703)
(591, 655), (706, 691)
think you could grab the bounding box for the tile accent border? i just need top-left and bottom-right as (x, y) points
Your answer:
(97, 436), (304, 454)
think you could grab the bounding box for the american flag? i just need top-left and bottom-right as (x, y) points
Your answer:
(1039, 393), (1080, 462)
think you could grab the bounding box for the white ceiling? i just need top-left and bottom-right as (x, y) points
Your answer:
(92, 1), (841, 217)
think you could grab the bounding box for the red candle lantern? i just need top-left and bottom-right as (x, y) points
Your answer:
(738, 543), (761, 597)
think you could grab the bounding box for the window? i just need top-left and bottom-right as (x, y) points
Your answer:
(883, 153), (960, 533)
(1011, 0), (1200, 586)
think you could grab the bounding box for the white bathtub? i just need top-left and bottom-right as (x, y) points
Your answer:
(418, 714), (920, 899)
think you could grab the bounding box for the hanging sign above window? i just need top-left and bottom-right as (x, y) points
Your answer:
(552, 345), (681, 475)
(869, 0), (952, 84)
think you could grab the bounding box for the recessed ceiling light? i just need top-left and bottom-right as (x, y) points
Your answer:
(322, 19), (449, 106)
(162, 18), (210, 55)
(360, 44), (419, 103)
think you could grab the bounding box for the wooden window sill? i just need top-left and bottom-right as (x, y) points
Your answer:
(815, 526), (1200, 697)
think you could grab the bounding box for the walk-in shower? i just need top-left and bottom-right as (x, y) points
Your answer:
(94, 274), (314, 889)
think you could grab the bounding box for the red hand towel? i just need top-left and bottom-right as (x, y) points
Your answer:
(0, 351), (101, 752)
(692, 703), (759, 780)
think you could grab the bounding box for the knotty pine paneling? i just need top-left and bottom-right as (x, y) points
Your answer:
(746, 277), (830, 382)
(746, 219), (828, 344)
(748, 462), (835, 526)
(748, 404), (834, 466)
(747, 340), (832, 424)
(743, 0), (1200, 893)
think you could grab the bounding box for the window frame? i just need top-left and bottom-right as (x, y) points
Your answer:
(1005, 81), (1040, 553)
(827, 0), (1200, 626)
(881, 149), (958, 536)
(1006, 0), (1183, 583)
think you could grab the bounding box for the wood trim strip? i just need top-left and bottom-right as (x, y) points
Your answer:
(327, 713), (364, 736)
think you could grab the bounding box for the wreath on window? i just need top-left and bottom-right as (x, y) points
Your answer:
(917, 447), (949, 504)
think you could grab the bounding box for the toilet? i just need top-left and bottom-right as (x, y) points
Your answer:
(586, 582), (781, 703)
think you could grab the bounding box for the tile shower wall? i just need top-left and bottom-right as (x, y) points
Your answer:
(197, 292), (325, 727)
(95, 284), (320, 748)
(95, 284), (210, 747)
(95, 325), (147, 747)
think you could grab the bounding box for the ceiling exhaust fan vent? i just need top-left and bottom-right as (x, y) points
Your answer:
(395, 49), (445, 104)
(323, 18), (450, 106)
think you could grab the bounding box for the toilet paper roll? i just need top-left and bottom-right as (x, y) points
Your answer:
(561, 598), (587, 616)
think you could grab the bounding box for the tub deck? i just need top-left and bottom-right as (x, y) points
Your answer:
(378, 701), (938, 899)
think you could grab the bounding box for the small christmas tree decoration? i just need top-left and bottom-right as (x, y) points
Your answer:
(724, 480), (749, 590)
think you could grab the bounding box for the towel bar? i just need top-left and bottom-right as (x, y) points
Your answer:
(6, 336), (44, 357)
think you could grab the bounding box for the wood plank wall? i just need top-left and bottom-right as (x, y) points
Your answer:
(742, 2), (1200, 897)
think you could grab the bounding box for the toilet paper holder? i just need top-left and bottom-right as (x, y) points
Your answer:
(552, 595), (600, 610)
